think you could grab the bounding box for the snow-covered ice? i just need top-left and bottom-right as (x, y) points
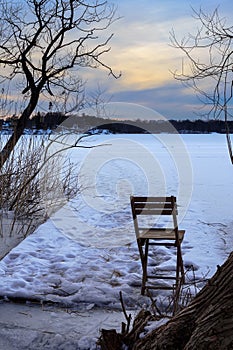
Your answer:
(0, 301), (127, 349)
(0, 133), (233, 348)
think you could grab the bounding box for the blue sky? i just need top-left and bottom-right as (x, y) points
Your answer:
(86, 0), (233, 120)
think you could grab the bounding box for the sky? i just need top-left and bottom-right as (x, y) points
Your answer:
(1, 0), (233, 121)
(84, 0), (233, 121)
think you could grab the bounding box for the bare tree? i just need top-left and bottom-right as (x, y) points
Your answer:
(170, 7), (233, 162)
(0, 0), (119, 168)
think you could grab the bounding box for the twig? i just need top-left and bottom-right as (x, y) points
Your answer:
(147, 289), (163, 317)
(119, 291), (132, 334)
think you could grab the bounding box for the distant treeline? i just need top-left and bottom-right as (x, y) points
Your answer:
(88, 117), (231, 134)
(0, 112), (232, 134)
(0, 112), (67, 132)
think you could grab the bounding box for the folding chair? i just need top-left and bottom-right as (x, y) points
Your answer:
(130, 196), (185, 299)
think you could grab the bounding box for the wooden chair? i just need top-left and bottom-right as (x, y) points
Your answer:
(130, 196), (185, 300)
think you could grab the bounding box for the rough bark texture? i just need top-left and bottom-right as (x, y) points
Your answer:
(0, 95), (39, 169)
(132, 252), (233, 350)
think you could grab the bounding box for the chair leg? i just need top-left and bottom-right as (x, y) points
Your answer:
(176, 244), (185, 285)
(173, 277), (182, 315)
(178, 244), (185, 283)
(174, 244), (185, 314)
(142, 240), (149, 294)
(138, 239), (149, 295)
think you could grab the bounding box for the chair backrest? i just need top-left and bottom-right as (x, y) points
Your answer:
(130, 196), (178, 236)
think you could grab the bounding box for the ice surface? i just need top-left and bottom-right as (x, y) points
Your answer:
(0, 133), (233, 348)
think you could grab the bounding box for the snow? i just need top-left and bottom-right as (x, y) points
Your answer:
(0, 133), (233, 348)
(140, 317), (170, 338)
(0, 302), (126, 350)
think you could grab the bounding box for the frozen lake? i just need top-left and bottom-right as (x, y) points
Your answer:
(51, 133), (233, 256)
(0, 133), (233, 348)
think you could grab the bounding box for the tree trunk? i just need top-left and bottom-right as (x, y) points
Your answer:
(132, 252), (233, 350)
(0, 96), (39, 169)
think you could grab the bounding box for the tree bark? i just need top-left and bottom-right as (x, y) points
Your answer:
(0, 95), (39, 169)
(131, 252), (233, 350)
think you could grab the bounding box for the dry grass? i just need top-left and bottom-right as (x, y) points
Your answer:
(0, 132), (79, 257)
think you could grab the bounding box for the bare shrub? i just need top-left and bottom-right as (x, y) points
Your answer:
(0, 132), (79, 246)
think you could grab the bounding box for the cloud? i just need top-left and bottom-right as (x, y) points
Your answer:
(108, 82), (204, 120)
(79, 1), (233, 120)
(96, 2), (226, 93)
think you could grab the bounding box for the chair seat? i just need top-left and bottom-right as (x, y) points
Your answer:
(138, 228), (185, 241)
